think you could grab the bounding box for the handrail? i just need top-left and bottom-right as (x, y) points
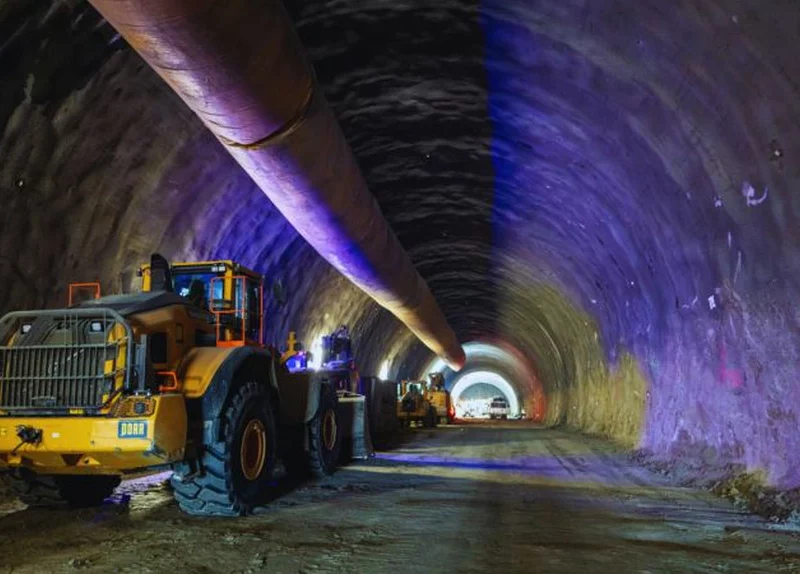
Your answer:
(157, 371), (179, 392)
(210, 275), (264, 347)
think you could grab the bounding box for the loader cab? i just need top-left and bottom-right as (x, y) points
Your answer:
(398, 380), (424, 398)
(139, 259), (264, 347)
(321, 326), (353, 370)
(428, 372), (445, 391)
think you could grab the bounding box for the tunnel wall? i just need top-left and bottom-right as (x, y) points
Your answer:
(480, 0), (800, 486)
(2, 0), (800, 489)
(0, 0), (397, 377)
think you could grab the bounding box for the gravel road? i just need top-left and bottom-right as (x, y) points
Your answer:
(1, 422), (799, 573)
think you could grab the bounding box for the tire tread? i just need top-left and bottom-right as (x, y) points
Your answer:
(171, 381), (275, 517)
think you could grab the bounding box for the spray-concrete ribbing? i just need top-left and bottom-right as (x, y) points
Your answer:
(86, 0), (466, 370)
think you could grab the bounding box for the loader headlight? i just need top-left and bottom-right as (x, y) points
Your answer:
(20, 324), (31, 335)
(90, 321), (104, 333)
(112, 396), (156, 417)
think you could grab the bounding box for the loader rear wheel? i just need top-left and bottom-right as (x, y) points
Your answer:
(1, 470), (119, 507)
(171, 381), (276, 517)
(307, 389), (342, 478)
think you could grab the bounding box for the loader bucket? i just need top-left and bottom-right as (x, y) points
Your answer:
(336, 393), (373, 460)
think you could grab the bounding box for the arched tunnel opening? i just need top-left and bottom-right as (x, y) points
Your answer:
(450, 371), (521, 419)
(423, 341), (544, 420)
(2, 0), (800, 570)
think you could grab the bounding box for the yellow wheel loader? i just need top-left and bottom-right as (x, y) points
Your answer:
(0, 254), (342, 516)
(396, 380), (438, 428)
(279, 327), (373, 463)
(426, 372), (455, 425)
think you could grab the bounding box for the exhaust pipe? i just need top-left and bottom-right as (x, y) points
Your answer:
(88, 0), (465, 370)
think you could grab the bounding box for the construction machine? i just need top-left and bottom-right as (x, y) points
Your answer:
(0, 254), (343, 516)
(427, 372), (455, 425)
(396, 380), (438, 428)
(280, 326), (372, 460)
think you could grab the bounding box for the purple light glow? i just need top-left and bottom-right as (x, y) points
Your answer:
(480, 0), (800, 488)
(372, 452), (666, 489)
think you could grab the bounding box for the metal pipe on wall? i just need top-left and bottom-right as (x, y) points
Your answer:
(88, 0), (466, 370)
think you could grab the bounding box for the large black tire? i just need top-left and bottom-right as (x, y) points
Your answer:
(1, 469), (119, 507)
(307, 388), (342, 478)
(171, 381), (277, 516)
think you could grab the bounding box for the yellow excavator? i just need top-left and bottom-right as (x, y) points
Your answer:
(0, 254), (343, 516)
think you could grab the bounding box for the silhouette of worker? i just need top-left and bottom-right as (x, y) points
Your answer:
(187, 280), (206, 308)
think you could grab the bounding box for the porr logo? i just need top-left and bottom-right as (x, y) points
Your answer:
(117, 421), (148, 439)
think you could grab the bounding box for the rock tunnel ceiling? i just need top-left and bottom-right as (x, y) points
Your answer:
(1, 1), (800, 486)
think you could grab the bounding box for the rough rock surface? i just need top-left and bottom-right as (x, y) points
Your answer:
(2, 423), (800, 573)
(2, 0), (800, 488)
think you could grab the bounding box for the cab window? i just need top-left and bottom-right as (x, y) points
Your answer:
(173, 273), (222, 309)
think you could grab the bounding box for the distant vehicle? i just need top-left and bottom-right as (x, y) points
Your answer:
(488, 396), (509, 420)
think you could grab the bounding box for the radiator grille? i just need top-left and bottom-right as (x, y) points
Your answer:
(0, 345), (115, 408)
(0, 310), (132, 411)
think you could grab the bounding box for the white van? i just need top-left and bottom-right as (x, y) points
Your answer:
(488, 396), (509, 420)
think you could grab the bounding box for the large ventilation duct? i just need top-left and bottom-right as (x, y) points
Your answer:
(88, 0), (465, 370)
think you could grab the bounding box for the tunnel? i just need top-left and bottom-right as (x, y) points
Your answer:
(425, 341), (542, 419)
(2, 0), (800, 570)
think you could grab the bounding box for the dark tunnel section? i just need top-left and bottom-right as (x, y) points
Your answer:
(289, 0), (499, 345)
(2, 0), (800, 491)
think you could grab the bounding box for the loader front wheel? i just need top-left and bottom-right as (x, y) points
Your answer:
(1, 470), (119, 507)
(307, 389), (342, 478)
(171, 381), (277, 516)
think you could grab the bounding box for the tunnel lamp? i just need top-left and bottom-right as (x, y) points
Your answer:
(379, 359), (390, 380)
(308, 336), (323, 370)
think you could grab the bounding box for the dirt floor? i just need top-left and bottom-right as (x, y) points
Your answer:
(2, 422), (800, 573)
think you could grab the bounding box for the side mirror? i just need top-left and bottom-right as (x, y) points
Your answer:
(272, 278), (287, 306)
